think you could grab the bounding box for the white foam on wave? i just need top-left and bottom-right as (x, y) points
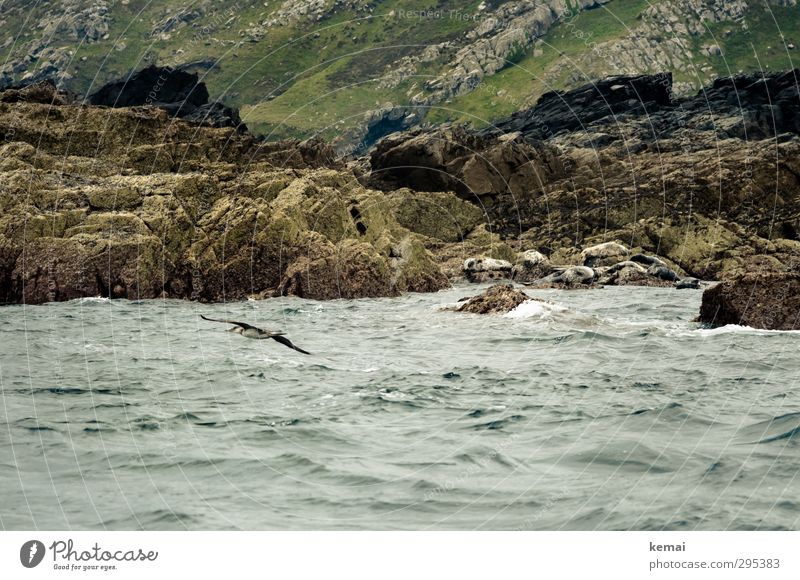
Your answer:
(503, 299), (567, 319)
(71, 296), (110, 304)
(696, 324), (800, 336)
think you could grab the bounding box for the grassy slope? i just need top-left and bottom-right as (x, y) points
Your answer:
(0, 0), (481, 138)
(432, 2), (800, 129)
(692, 5), (800, 81)
(1, 0), (796, 138)
(427, 0), (652, 127)
(238, 0), (483, 139)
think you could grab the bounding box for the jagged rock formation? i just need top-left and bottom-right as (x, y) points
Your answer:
(698, 271), (800, 329)
(483, 73), (674, 140)
(3, 69), (799, 307)
(0, 88), (450, 304)
(366, 126), (567, 233)
(88, 65), (246, 130)
(367, 71), (800, 282)
(455, 284), (532, 315)
(486, 69), (800, 141)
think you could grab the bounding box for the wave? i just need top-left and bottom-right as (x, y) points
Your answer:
(559, 440), (677, 474)
(14, 418), (59, 432)
(503, 299), (567, 319)
(696, 324), (800, 336)
(67, 296), (111, 304)
(737, 412), (800, 444)
(469, 414), (525, 431)
(96, 509), (199, 530)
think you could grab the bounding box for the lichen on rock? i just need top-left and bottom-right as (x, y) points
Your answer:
(0, 93), (450, 304)
(455, 284), (533, 315)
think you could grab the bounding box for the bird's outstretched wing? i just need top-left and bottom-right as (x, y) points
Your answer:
(201, 314), (258, 331)
(270, 334), (311, 355)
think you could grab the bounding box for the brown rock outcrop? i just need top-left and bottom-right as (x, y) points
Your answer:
(698, 272), (800, 330)
(455, 284), (531, 315)
(0, 93), (448, 304)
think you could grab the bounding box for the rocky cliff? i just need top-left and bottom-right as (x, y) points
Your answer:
(0, 81), (459, 304)
(3, 69), (800, 315)
(367, 70), (800, 282)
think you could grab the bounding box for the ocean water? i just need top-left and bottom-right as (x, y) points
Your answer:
(1, 284), (799, 530)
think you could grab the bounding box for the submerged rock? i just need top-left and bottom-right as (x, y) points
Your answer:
(455, 284), (531, 315)
(698, 272), (800, 329)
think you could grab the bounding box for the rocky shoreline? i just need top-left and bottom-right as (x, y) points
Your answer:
(0, 78), (449, 304)
(1, 69), (799, 330)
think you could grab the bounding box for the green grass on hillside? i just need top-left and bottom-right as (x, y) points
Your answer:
(1, 0), (795, 140)
(239, 0), (483, 139)
(426, 0), (652, 127)
(693, 5), (799, 80)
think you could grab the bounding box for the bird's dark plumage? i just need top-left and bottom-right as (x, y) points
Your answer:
(200, 315), (257, 330)
(270, 334), (311, 355)
(201, 315), (310, 354)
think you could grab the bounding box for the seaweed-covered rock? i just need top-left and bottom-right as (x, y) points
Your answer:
(0, 99), (449, 304)
(456, 284), (531, 315)
(384, 188), (484, 242)
(278, 239), (396, 300)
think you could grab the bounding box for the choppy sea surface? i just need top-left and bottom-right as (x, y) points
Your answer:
(1, 284), (799, 530)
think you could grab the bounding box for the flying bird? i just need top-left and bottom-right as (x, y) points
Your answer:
(201, 315), (311, 354)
